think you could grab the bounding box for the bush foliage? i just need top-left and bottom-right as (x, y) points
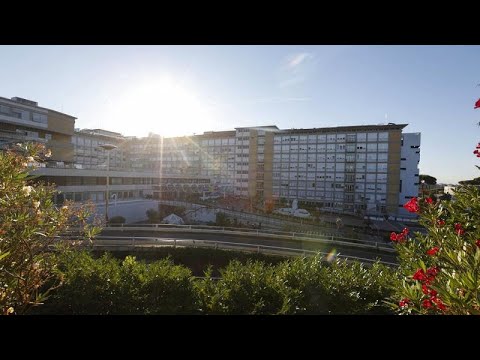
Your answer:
(0, 143), (99, 315)
(37, 251), (395, 315)
(390, 186), (480, 314)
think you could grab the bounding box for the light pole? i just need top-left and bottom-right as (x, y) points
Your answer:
(421, 179), (426, 196)
(99, 144), (117, 224)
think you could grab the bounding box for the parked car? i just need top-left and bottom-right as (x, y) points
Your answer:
(293, 209), (311, 218)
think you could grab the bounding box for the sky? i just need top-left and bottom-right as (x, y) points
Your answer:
(0, 45), (479, 184)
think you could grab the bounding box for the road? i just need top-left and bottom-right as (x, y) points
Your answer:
(99, 229), (398, 265)
(160, 199), (386, 242)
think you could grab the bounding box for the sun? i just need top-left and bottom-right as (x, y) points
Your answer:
(106, 74), (216, 138)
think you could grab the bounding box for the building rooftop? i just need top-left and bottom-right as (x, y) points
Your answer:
(277, 123), (408, 134)
(0, 96), (77, 119)
(76, 128), (124, 139)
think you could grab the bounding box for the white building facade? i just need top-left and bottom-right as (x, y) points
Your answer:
(397, 132), (421, 219)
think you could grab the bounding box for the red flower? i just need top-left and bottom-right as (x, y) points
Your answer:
(402, 227), (409, 235)
(424, 197), (433, 204)
(422, 299), (433, 309)
(426, 247), (439, 256)
(427, 267), (439, 277)
(476, 239), (480, 248)
(413, 269), (426, 282)
(454, 223), (465, 236)
(399, 298), (410, 308)
(403, 197), (419, 213)
(436, 220), (445, 227)
(421, 284), (437, 297)
(422, 284), (429, 294)
(437, 303), (447, 311)
(431, 296), (446, 311)
(390, 232), (405, 242)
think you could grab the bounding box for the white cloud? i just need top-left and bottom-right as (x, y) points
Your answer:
(287, 53), (312, 69)
(277, 52), (315, 88)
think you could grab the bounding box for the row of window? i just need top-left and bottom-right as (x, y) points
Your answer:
(274, 182), (387, 191)
(55, 190), (144, 204)
(0, 105), (47, 124)
(273, 143), (388, 153)
(273, 172), (388, 181)
(273, 132), (389, 144)
(273, 162), (388, 171)
(272, 189), (387, 203)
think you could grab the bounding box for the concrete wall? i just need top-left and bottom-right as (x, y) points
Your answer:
(184, 207), (217, 223)
(95, 199), (159, 223)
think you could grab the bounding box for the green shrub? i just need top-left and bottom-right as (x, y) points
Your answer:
(146, 208), (160, 223)
(198, 260), (285, 314)
(108, 215), (126, 224)
(42, 251), (197, 314)
(39, 249), (395, 315)
(43, 251), (121, 314)
(276, 255), (395, 314)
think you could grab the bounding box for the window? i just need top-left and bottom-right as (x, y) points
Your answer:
(378, 153), (388, 161)
(32, 113), (47, 124)
(345, 144), (355, 152)
(378, 143), (388, 152)
(355, 153), (365, 161)
(357, 133), (367, 141)
(377, 163), (388, 172)
(378, 132), (388, 141)
(327, 134), (336, 142)
(367, 133), (378, 142)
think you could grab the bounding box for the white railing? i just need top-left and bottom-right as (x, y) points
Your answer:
(67, 235), (397, 267)
(97, 224), (395, 253)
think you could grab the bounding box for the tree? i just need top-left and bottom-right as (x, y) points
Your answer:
(215, 212), (231, 227)
(459, 177), (480, 185)
(146, 208), (160, 223)
(419, 174), (437, 185)
(0, 143), (99, 315)
(108, 216), (126, 224)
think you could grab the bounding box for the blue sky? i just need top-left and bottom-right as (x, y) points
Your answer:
(0, 45), (479, 184)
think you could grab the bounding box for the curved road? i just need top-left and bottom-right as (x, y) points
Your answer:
(99, 229), (398, 264)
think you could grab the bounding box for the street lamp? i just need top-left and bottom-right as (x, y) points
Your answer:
(99, 144), (117, 224)
(421, 179), (426, 196)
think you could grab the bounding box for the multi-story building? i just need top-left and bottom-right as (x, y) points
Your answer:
(0, 97), (161, 222)
(270, 125), (420, 219)
(0, 95), (420, 220)
(398, 132), (421, 217)
(0, 96), (75, 162)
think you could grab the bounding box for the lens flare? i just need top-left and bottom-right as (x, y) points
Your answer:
(326, 249), (337, 262)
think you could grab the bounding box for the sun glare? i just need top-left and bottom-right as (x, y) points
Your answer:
(106, 75), (216, 137)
